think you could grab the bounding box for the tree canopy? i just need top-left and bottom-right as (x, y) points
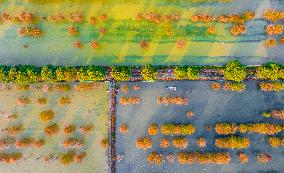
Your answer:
(224, 60), (246, 82)
(110, 66), (130, 81)
(141, 65), (157, 81)
(256, 63), (284, 80)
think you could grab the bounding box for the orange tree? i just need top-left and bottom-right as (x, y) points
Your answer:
(215, 136), (250, 149)
(215, 123), (238, 135)
(136, 137), (152, 150)
(147, 152), (163, 165)
(148, 123), (158, 136)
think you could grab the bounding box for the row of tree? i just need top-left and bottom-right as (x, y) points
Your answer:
(0, 65), (105, 83)
(0, 61), (282, 83)
(215, 123), (283, 135)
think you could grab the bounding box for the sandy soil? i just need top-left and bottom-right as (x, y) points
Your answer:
(0, 82), (109, 173)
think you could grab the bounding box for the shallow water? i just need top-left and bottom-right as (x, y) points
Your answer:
(0, 0), (283, 65)
(115, 81), (284, 173)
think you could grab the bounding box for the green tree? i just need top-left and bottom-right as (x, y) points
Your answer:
(11, 66), (40, 83)
(224, 60), (246, 82)
(77, 66), (105, 81)
(110, 66), (130, 81)
(87, 66), (105, 81)
(15, 71), (28, 83)
(26, 68), (40, 83)
(141, 65), (156, 81)
(279, 68), (284, 79)
(7, 67), (17, 82)
(77, 67), (87, 81)
(55, 67), (64, 82)
(256, 63), (282, 80)
(0, 66), (9, 83)
(41, 65), (55, 82)
(174, 66), (187, 80)
(63, 67), (77, 82)
(187, 67), (199, 80)
(0, 68), (6, 82)
(87, 66), (106, 81)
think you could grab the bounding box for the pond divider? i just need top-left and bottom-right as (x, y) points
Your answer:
(108, 81), (118, 173)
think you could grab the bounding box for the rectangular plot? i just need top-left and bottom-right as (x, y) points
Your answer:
(0, 82), (109, 173)
(115, 81), (284, 173)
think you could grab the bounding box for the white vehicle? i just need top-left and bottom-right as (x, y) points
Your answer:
(142, 80), (155, 82)
(166, 86), (177, 91)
